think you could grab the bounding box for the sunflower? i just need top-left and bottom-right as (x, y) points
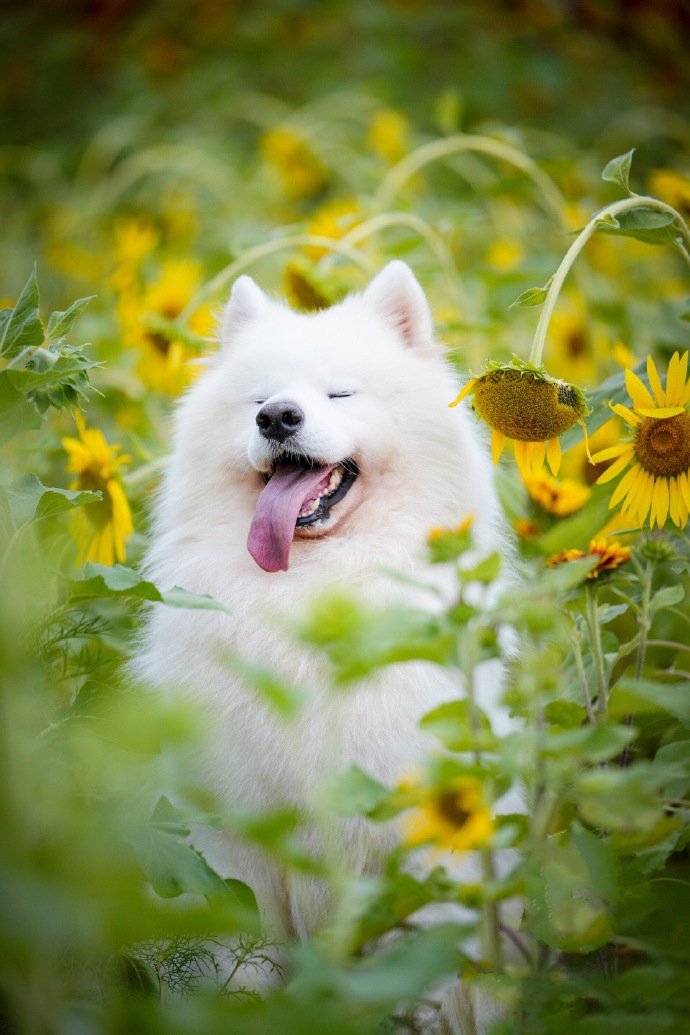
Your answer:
(546, 538), (631, 580)
(450, 361), (588, 477)
(304, 198), (361, 260)
(259, 126), (329, 200)
(367, 107), (409, 164)
(119, 260), (214, 395)
(524, 470), (591, 517)
(399, 775), (494, 853)
(591, 352), (690, 528)
(62, 413), (133, 566)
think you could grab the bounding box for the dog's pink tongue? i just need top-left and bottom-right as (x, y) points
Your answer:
(247, 463), (334, 572)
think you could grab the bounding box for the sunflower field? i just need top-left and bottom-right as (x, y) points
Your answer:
(3, 2), (690, 1033)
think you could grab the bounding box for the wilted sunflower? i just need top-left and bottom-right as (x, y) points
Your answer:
(62, 413), (133, 566)
(547, 538), (631, 580)
(592, 352), (690, 528)
(400, 775), (494, 854)
(450, 360), (588, 477)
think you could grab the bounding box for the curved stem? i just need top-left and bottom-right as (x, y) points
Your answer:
(374, 133), (567, 228)
(179, 235), (376, 321)
(529, 195), (690, 368)
(585, 585), (608, 716)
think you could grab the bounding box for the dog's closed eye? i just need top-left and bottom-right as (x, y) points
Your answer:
(328, 391), (355, 399)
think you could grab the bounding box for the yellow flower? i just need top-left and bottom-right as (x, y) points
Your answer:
(304, 198), (361, 260)
(450, 363), (588, 478)
(592, 352), (690, 529)
(561, 417), (621, 487)
(62, 413), (133, 566)
(400, 775), (494, 853)
(514, 518), (542, 540)
(119, 260), (213, 395)
(648, 169), (690, 216)
(546, 538), (631, 580)
(485, 238), (524, 272)
(283, 262), (332, 312)
(547, 307), (601, 387)
(612, 341), (636, 370)
(260, 126), (329, 200)
(524, 471), (591, 517)
(113, 218), (158, 267)
(367, 108), (409, 164)
(427, 514), (474, 543)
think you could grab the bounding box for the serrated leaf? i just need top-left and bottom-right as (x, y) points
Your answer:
(0, 373), (41, 444)
(509, 279), (552, 309)
(602, 148), (635, 192)
(45, 295), (95, 341)
(419, 699), (495, 752)
(0, 266), (44, 357)
(4, 473), (100, 530)
(69, 563), (228, 612)
(320, 765), (390, 818)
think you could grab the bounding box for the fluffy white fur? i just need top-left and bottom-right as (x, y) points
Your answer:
(134, 261), (515, 1029)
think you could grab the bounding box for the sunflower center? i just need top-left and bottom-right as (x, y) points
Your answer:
(567, 329), (587, 358)
(473, 368), (584, 441)
(635, 412), (690, 477)
(436, 792), (471, 828)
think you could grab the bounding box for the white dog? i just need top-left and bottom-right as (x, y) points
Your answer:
(134, 261), (514, 1030)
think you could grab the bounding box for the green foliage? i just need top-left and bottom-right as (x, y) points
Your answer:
(2, 11), (690, 1032)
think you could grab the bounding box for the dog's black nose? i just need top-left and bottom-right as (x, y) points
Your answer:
(256, 400), (305, 441)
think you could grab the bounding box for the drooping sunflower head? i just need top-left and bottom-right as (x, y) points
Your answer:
(450, 359), (588, 477)
(592, 351), (690, 529)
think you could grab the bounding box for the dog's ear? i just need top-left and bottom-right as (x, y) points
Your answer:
(221, 276), (268, 343)
(363, 261), (433, 350)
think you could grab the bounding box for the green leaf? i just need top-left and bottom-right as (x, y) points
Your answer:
(509, 278), (552, 309)
(0, 373), (41, 444)
(609, 678), (690, 728)
(649, 584), (685, 613)
(69, 563), (228, 612)
(0, 266), (43, 357)
(129, 816), (259, 931)
(230, 658), (305, 717)
(4, 473), (100, 530)
(319, 766), (390, 818)
(599, 206), (677, 246)
(602, 148), (635, 193)
(45, 295), (95, 341)
(419, 699), (496, 752)
(576, 765), (664, 833)
(544, 722), (635, 763)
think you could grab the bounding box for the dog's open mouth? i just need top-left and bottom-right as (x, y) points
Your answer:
(247, 457), (359, 573)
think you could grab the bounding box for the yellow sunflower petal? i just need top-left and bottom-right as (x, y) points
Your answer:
(636, 406), (685, 419)
(665, 351), (682, 406)
(634, 471), (654, 525)
(596, 450), (634, 485)
(530, 441), (546, 472)
(591, 444), (633, 463)
(646, 354), (666, 406)
(669, 477), (682, 527)
(609, 463), (641, 509)
(491, 429), (506, 465)
(448, 378), (477, 408)
(653, 477), (669, 528)
(679, 472), (690, 513)
(625, 367), (655, 411)
(610, 402), (642, 427)
(677, 476), (690, 526)
(546, 436), (561, 476)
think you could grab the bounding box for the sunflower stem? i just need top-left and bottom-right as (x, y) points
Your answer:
(528, 195), (690, 369)
(569, 626), (597, 725)
(619, 559), (654, 767)
(585, 585), (608, 717)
